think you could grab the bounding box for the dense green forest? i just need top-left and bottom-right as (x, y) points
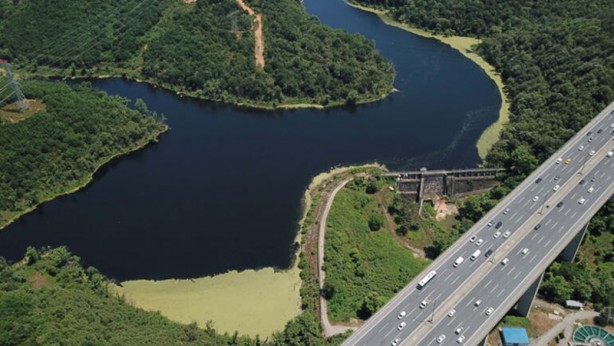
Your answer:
(0, 80), (166, 228)
(0, 247), (348, 345)
(323, 177), (428, 322)
(0, 0), (394, 107)
(353, 0), (614, 308)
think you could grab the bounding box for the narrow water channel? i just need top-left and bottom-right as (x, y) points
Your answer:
(0, 0), (500, 280)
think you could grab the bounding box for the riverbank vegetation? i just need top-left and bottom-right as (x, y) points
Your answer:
(0, 0), (394, 108)
(353, 0), (614, 311)
(323, 176), (428, 322)
(0, 80), (167, 230)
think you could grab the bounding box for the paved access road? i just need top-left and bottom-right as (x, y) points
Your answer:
(342, 102), (614, 346)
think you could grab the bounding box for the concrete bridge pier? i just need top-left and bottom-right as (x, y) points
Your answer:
(560, 222), (589, 262)
(516, 272), (545, 317)
(477, 337), (487, 346)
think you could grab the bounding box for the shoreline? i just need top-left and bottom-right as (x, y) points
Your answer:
(346, 1), (510, 159)
(0, 126), (168, 231)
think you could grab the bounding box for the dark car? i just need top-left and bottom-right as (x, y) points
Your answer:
(534, 224), (542, 230)
(579, 179), (585, 185)
(495, 221), (503, 229)
(557, 201), (564, 208)
(484, 249), (493, 258)
(535, 178), (542, 184)
(554, 175), (560, 181)
(597, 129), (603, 134)
(587, 131), (592, 136)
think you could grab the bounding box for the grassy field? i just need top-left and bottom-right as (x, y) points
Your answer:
(324, 179), (428, 322)
(110, 266), (301, 338)
(347, 1), (510, 159)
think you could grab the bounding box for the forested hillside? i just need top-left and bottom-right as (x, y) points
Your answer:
(0, 0), (394, 108)
(353, 0), (614, 308)
(0, 247), (347, 345)
(0, 80), (166, 229)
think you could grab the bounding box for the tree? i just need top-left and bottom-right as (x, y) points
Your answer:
(368, 213), (384, 231)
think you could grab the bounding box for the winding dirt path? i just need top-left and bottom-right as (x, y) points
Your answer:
(235, 0), (265, 68)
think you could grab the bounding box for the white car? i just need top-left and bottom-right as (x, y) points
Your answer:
(556, 157), (562, 164)
(578, 145), (584, 151)
(475, 299), (482, 306)
(420, 300), (429, 309)
(607, 151), (613, 158)
(455, 327), (464, 335)
(501, 258), (510, 265)
(578, 198), (586, 204)
(391, 337), (401, 346)
(469, 235), (478, 243)
(553, 185), (560, 191)
(589, 150), (596, 156)
(436, 334), (446, 344)
(503, 231), (511, 238)
(610, 122), (614, 128)
(397, 310), (406, 319)
(448, 309), (456, 317)
(457, 335), (465, 344)
(487, 221), (494, 227)
(486, 307), (494, 316)
(532, 196), (539, 202)
(493, 231), (501, 239)
(476, 238), (484, 246)
(398, 321), (406, 330)
(521, 248), (529, 255)
(588, 187), (594, 193)
(503, 208), (510, 215)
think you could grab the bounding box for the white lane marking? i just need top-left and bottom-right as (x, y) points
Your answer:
(490, 284), (500, 294)
(497, 288), (506, 298)
(538, 186), (544, 194)
(484, 279), (493, 288)
(529, 254), (537, 263)
(538, 236), (545, 244)
(545, 239), (552, 247)
(514, 271), (522, 280)
(565, 209), (571, 216)
(546, 219), (553, 226)
(523, 199), (530, 208)
(531, 233), (538, 240)
(507, 267), (515, 276)
(383, 326), (395, 339)
(510, 211), (519, 219)
(514, 214), (524, 223)
(572, 211), (578, 219)
(450, 275), (461, 287)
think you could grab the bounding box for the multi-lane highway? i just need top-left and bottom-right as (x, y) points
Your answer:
(343, 102), (614, 346)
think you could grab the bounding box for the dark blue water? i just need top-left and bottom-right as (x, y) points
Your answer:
(0, 0), (500, 280)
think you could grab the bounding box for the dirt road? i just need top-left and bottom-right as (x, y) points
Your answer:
(235, 0), (265, 68)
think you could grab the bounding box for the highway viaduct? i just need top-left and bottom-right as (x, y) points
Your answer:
(342, 101), (614, 346)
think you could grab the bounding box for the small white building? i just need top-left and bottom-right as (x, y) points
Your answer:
(565, 300), (583, 310)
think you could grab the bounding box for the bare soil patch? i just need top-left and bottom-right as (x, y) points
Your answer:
(29, 271), (51, 289)
(0, 99), (45, 123)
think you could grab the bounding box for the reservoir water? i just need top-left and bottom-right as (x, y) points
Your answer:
(0, 0), (500, 280)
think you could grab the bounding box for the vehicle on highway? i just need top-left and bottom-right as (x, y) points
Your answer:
(469, 235), (477, 243)
(391, 337), (401, 346)
(475, 299), (482, 306)
(608, 151), (613, 157)
(419, 300), (429, 309)
(578, 198), (586, 204)
(579, 179), (586, 185)
(448, 309), (456, 317)
(565, 158), (571, 164)
(503, 231), (511, 238)
(455, 327), (464, 335)
(588, 137), (593, 143)
(470, 249), (481, 261)
(487, 221), (494, 227)
(418, 270), (437, 289)
(484, 249), (493, 258)
(398, 321), (406, 330)
(587, 131), (592, 136)
(589, 150), (596, 156)
(397, 311), (406, 319)
(501, 258), (509, 265)
(532, 196), (539, 202)
(495, 221), (503, 229)
(597, 129), (603, 134)
(557, 201), (564, 208)
(588, 186), (594, 193)
(476, 238), (484, 246)
(553, 184), (560, 191)
(535, 178), (542, 184)
(453, 257), (464, 268)
(494, 231), (501, 238)
(436, 335), (446, 344)
(591, 176), (596, 182)
(554, 175), (560, 181)
(578, 145), (584, 151)
(534, 224), (541, 230)
(457, 335), (465, 344)
(521, 248), (529, 255)
(503, 208), (510, 215)
(610, 123), (614, 128)
(486, 307), (494, 316)
(556, 157), (562, 164)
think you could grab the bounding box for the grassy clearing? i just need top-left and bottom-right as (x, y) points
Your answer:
(347, 1), (510, 159)
(110, 266), (301, 338)
(0, 99), (45, 123)
(324, 179), (428, 322)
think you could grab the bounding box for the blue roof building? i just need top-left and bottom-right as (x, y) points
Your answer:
(501, 327), (530, 346)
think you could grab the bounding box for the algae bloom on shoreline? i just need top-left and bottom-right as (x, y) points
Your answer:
(110, 266), (301, 338)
